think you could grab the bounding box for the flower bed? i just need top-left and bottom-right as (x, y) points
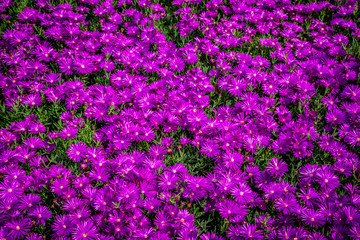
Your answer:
(0, 0), (360, 239)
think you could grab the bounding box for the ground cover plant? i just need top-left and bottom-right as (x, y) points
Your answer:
(0, 0), (360, 239)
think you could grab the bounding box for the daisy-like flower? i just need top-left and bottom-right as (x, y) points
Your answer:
(222, 151), (243, 170)
(215, 199), (247, 219)
(67, 142), (88, 162)
(238, 223), (263, 240)
(60, 126), (78, 139)
(299, 163), (319, 184)
(88, 167), (110, 182)
(25, 94), (43, 107)
(93, 190), (112, 212)
(63, 197), (87, 212)
(326, 109), (346, 125)
(343, 206), (360, 225)
(144, 197), (162, 213)
(266, 158), (288, 177)
(58, 57), (73, 75)
(0, 180), (23, 201)
(18, 193), (42, 211)
(340, 84), (360, 101)
(154, 211), (172, 230)
(73, 58), (94, 75)
(6, 217), (31, 239)
(2, 165), (27, 183)
(301, 208), (325, 228)
(277, 226), (299, 240)
(174, 209), (194, 226)
(227, 225), (242, 240)
(231, 183), (253, 205)
(29, 121), (46, 134)
(316, 166), (340, 190)
(70, 206), (92, 223)
(263, 182), (283, 200)
(349, 225), (360, 239)
(262, 81), (279, 96)
(142, 60), (159, 73)
(275, 192), (299, 214)
(72, 221), (98, 240)
(344, 129), (360, 148)
(100, 60), (115, 72)
(28, 206), (52, 225)
(202, 41), (219, 55)
(228, 78), (246, 97)
(158, 172), (179, 191)
(168, 57), (185, 72)
(199, 140), (220, 158)
(23, 137), (44, 149)
(51, 177), (70, 195)
(26, 232), (43, 240)
(298, 187), (319, 207)
(200, 232), (225, 240)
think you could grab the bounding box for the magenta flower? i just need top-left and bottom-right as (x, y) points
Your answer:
(28, 206), (52, 225)
(6, 217), (31, 239)
(72, 221), (98, 240)
(266, 158), (288, 177)
(0, 180), (23, 201)
(67, 142), (88, 162)
(301, 209), (325, 228)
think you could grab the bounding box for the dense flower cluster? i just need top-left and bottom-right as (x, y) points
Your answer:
(0, 0), (360, 239)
